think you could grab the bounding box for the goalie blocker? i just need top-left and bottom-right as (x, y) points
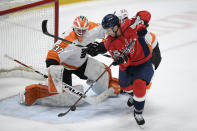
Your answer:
(20, 57), (120, 106)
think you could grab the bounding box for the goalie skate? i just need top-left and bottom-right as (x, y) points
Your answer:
(19, 90), (26, 105)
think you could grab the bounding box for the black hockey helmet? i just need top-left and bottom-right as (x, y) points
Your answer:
(101, 14), (120, 29)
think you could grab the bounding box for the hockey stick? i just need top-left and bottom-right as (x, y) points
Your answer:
(62, 83), (114, 105)
(42, 20), (85, 48)
(57, 39), (136, 117)
(58, 63), (114, 117)
(42, 20), (112, 58)
(4, 54), (113, 105)
(4, 54), (48, 79)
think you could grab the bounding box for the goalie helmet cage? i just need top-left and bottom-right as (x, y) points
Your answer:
(0, 0), (59, 79)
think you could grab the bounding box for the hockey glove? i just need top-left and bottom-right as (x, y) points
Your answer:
(86, 42), (100, 57)
(137, 28), (148, 37)
(112, 54), (128, 66)
(80, 43), (98, 58)
(136, 10), (151, 26)
(80, 42), (107, 58)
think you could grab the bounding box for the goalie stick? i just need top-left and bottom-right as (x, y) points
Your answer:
(63, 83), (114, 105)
(4, 54), (48, 79)
(42, 20), (111, 58)
(42, 20), (77, 46)
(4, 54), (114, 105)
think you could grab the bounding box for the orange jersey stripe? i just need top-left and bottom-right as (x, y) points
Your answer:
(147, 43), (153, 54)
(88, 22), (99, 31)
(64, 31), (78, 42)
(46, 49), (60, 63)
(150, 32), (156, 45)
(61, 62), (79, 70)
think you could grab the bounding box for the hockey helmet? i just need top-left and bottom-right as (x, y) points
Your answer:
(73, 16), (89, 36)
(101, 14), (120, 29)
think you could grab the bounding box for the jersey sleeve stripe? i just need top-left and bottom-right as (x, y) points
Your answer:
(46, 50), (60, 63)
(61, 62), (80, 70)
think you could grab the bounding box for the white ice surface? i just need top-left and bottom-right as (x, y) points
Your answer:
(1, 0), (197, 130)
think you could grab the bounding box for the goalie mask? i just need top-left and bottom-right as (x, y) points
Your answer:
(73, 16), (89, 36)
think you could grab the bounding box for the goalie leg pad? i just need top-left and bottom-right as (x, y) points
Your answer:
(85, 57), (109, 95)
(36, 85), (85, 107)
(25, 84), (57, 105)
(25, 84), (86, 106)
(85, 57), (120, 96)
(48, 65), (64, 93)
(109, 77), (120, 95)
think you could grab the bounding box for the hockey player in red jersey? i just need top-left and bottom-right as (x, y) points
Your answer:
(114, 9), (162, 108)
(84, 13), (155, 126)
(114, 9), (161, 70)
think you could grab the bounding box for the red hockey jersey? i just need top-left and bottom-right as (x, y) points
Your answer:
(104, 19), (152, 71)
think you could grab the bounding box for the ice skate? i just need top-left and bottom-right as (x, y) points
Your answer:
(134, 111), (145, 127)
(127, 96), (134, 107)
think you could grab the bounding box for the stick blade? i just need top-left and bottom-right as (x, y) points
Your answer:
(4, 54), (8, 58)
(4, 54), (12, 60)
(58, 112), (67, 117)
(42, 20), (48, 34)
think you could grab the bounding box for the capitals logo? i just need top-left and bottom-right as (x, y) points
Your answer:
(111, 39), (135, 59)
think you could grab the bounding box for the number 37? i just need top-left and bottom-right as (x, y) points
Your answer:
(53, 45), (64, 54)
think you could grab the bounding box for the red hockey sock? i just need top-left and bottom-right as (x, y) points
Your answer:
(133, 79), (146, 98)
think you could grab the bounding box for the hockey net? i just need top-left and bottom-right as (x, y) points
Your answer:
(0, 0), (59, 80)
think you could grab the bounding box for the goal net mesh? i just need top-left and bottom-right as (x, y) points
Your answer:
(0, 0), (58, 79)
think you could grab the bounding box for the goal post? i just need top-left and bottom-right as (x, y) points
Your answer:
(0, 0), (59, 79)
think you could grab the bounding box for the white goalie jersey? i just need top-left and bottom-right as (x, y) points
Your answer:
(46, 22), (105, 70)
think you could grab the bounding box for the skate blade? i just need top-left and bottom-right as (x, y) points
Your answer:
(138, 124), (145, 129)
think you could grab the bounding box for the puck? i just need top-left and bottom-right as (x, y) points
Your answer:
(70, 106), (76, 111)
